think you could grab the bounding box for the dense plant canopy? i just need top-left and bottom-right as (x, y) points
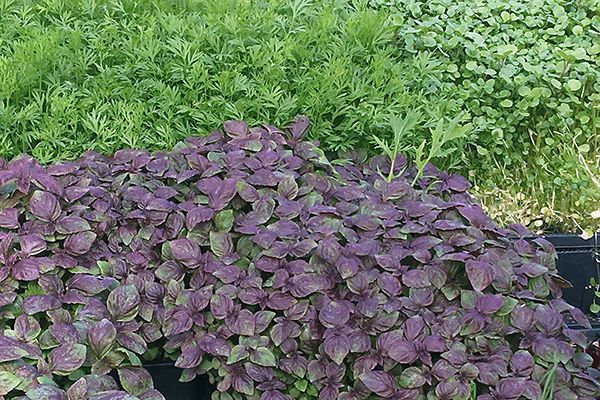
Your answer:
(0, 0), (598, 230)
(380, 0), (600, 231)
(0, 119), (598, 399)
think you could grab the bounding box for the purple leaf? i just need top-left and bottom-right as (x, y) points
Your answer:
(388, 340), (418, 364)
(228, 309), (256, 336)
(223, 120), (249, 138)
(323, 334), (351, 365)
(511, 305), (534, 331)
(359, 371), (396, 397)
(68, 275), (116, 295)
(403, 315), (425, 341)
(88, 318), (117, 358)
(169, 238), (201, 267)
(175, 345), (203, 369)
(88, 390), (137, 400)
(163, 308), (193, 337)
(210, 294), (234, 320)
(475, 294), (503, 314)
(277, 176), (299, 200)
(533, 304), (562, 335)
(64, 231), (97, 255)
(290, 274), (332, 297)
(289, 116), (310, 141)
(518, 262), (548, 278)
(495, 378), (526, 399)
(19, 234), (46, 256)
(465, 259), (495, 292)
(0, 335), (31, 362)
(0, 208), (19, 229)
(107, 285), (140, 322)
(29, 190), (61, 222)
(117, 367), (153, 396)
(56, 216), (91, 234)
(48, 343), (86, 375)
(12, 258), (41, 281)
(402, 269), (430, 288)
(378, 272), (402, 296)
(319, 301), (350, 328)
(207, 178), (237, 210)
(185, 206), (214, 230)
(510, 350), (534, 376)
(213, 265), (241, 284)
(22, 295), (61, 315)
(50, 323), (80, 343)
(14, 314), (41, 342)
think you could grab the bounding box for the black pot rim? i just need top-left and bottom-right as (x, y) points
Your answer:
(544, 233), (597, 250)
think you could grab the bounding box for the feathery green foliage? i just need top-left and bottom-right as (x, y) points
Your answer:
(0, 0), (446, 162)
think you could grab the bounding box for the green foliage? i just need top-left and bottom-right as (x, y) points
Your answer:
(541, 360), (559, 400)
(375, 0), (600, 231)
(411, 113), (471, 185)
(0, 0), (599, 230)
(373, 111), (470, 184)
(372, 110), (421, 181)
(0, 0), (441, 162)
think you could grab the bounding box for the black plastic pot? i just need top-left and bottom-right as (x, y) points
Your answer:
(144, 363), (215, 400)
(546, 234), (599, 312)
(546, 234), (600, 338)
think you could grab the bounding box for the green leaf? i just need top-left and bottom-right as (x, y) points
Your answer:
(496, 297), (518, 316)
(0, 371), (21, 396)
(579, 144), (590, 153)
(518, 86), (531, 97)
(567, 79), (582, 91)
(460, 290), (477, 309)
(573, 48), (587, 60)
(294, 379), (309, 392)
(476, 145), (488, 156)
(214, 210), (234, 232)
(250, 347), (276, 367)
(591, 302), (600, 314)
(209, 232), (233, 258)
(398, 366), (426, 389)
(465, 61), (477, 71)
(227, 345), (249, 364)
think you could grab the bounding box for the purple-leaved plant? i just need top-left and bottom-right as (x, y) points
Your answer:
(0, 118), (598, 399)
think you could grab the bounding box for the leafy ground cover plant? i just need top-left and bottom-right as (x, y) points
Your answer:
(375, 0), (600, 232)
(0, 0), (599, 231)
(0, 118), (599, 399)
